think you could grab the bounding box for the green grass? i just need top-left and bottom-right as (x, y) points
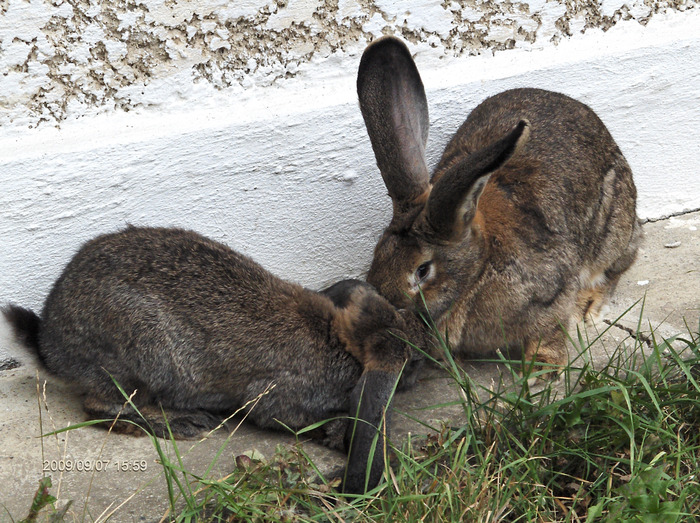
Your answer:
(18, 315), (700, 522)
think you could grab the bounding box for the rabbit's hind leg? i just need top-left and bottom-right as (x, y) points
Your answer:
(575, 264), (619, 325)
(576, 254), (634, 324)
(82, 395), (149, 436)
(577, 218), (643, 323)
(576, 284), (609, 324)
(82, 396), (221, 439)
(522, 328), (568, 382)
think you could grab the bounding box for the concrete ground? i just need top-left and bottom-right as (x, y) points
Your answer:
(1, 211), (698, 521)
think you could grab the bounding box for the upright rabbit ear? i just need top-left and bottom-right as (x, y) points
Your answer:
(357, 36), (430, 209)
(426, 120), (531, 241)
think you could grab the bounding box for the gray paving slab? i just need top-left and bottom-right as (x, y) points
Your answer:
(1, 211), (698, 521)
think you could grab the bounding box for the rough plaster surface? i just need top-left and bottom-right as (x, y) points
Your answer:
(1, 0), (696, 127)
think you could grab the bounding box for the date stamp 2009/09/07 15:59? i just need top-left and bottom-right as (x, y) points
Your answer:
(42, 458), (149, 473)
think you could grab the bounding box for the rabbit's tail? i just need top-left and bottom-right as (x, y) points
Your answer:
(1, 304), (44, 369)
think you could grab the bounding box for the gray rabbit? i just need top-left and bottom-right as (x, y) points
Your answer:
(357, 37), (641, 374)
(3, 226), (427, 493)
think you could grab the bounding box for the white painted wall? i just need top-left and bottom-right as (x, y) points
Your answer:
(1, 1), (699, 314)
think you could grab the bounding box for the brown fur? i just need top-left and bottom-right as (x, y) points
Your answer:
(575, 286), (608, 323)
(357, 37), (642, 373)
(3, 226), (429, 493)
(333, 286), (416, 370)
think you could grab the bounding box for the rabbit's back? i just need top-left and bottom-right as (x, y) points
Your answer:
(39, 227), (360, 419)
(433, 88), (640, 351)
(435, 89), (635, 267)
(438, 88), (637, 241)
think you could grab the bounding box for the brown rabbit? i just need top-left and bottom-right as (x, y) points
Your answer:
(3, 226), (427, 493)
(357, 36), (641, 373)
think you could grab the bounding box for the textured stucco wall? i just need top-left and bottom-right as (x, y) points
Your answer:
(2, 0), (696, 128)
(0, 1), (699, 316)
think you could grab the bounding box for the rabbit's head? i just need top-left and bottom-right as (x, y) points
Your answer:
(357, 36), (529, 319)
(324, 279), (426, 385)
(323, 279), (429, 493)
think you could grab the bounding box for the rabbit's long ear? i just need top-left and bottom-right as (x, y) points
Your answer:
(425, 120), (530, 241)
(357, 36), (430, 208)
(342, 366), (399, 494)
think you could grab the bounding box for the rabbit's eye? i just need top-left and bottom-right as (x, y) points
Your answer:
(415, 261), (432, 283)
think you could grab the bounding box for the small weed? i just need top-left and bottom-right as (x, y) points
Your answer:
(17, 477), (71, 523)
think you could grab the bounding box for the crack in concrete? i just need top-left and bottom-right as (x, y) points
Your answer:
(642, 208), (700, 224)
